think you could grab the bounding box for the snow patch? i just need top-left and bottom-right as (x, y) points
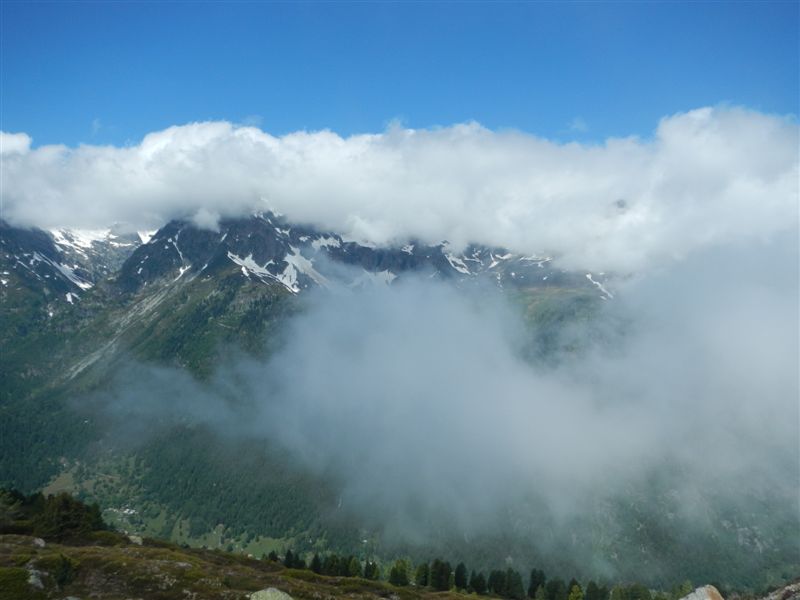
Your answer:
(445, 253), (471, 275)
(283, 247), (330, 289)
(227, 252), (274, 278)
(586, 273), (614, 299)
(51, 228), (111, 250)
(519, 255), (551, 268)
(137, 230), (156, 244)
(32, 252), (93, 290)
(174, 265), (191, 281)
(488, 252), (513, 269)
(170, 237), (185, 263)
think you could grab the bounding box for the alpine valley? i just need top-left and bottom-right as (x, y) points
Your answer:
(0, 213), (796, 594)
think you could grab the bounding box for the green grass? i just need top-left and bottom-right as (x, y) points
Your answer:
(0, 566), (44, 600)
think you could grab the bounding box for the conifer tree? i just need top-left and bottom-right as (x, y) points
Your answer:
(430, 559), (452, 591)
(322, 554), (340, 576)
(610, 586), (628, 600)
(468, 570), (477, 593)
(267, 550), (279, 562)
(364, 560), (379, 580)
(535, 585), (547, 600)
(310, 553), (322, 574)
(339, 556), (353, 576)
(415, 562), (430, 586)
(439, 561), (453, 591)
(586, 581), (605, 600)
(389, 559), (409, 586)
(348, 556), (363, 578)
(488, 570), (502, 595)
(529, 569), (547, 599)
(569, 584), (585, 600)
(546, 578), (568, 600)
(283, 549), (295, 568)
(454, 562), (468, 590)
(628, 584), (652, 600)
(470, 571), (487, 595)
(507, 569), (525, 600)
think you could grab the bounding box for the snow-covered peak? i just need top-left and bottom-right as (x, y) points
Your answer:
(48, 227), (142, 286)
(50, 228), (113, 252)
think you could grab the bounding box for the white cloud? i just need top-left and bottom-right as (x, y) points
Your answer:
(190, 207), (221, 231)
(1, 106), (797, 272)
(0, 132), (31, 155)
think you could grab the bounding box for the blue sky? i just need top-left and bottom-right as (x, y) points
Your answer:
(1, 1), (797, 147)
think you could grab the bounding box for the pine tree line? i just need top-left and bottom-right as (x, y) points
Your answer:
(261, 549), (693, 600)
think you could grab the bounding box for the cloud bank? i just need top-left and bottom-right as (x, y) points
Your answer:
(2, 106), (797, 272)
(98, 232), (799, 550)
(252, 235), (799, 516)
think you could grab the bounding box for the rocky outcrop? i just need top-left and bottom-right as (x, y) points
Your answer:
(680, 586), (725, 600)
(756, 580), (800, 600)
(250, 588), (295, 600)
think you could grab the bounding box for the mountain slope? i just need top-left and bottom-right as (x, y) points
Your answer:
(1, 215), (796, 592)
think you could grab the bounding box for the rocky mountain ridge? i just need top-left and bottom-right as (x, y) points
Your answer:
(2, 212), (610, 311)
(116, 211), (603, 297)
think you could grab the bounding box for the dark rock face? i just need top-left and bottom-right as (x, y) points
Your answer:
(0, 220), (93, 297)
